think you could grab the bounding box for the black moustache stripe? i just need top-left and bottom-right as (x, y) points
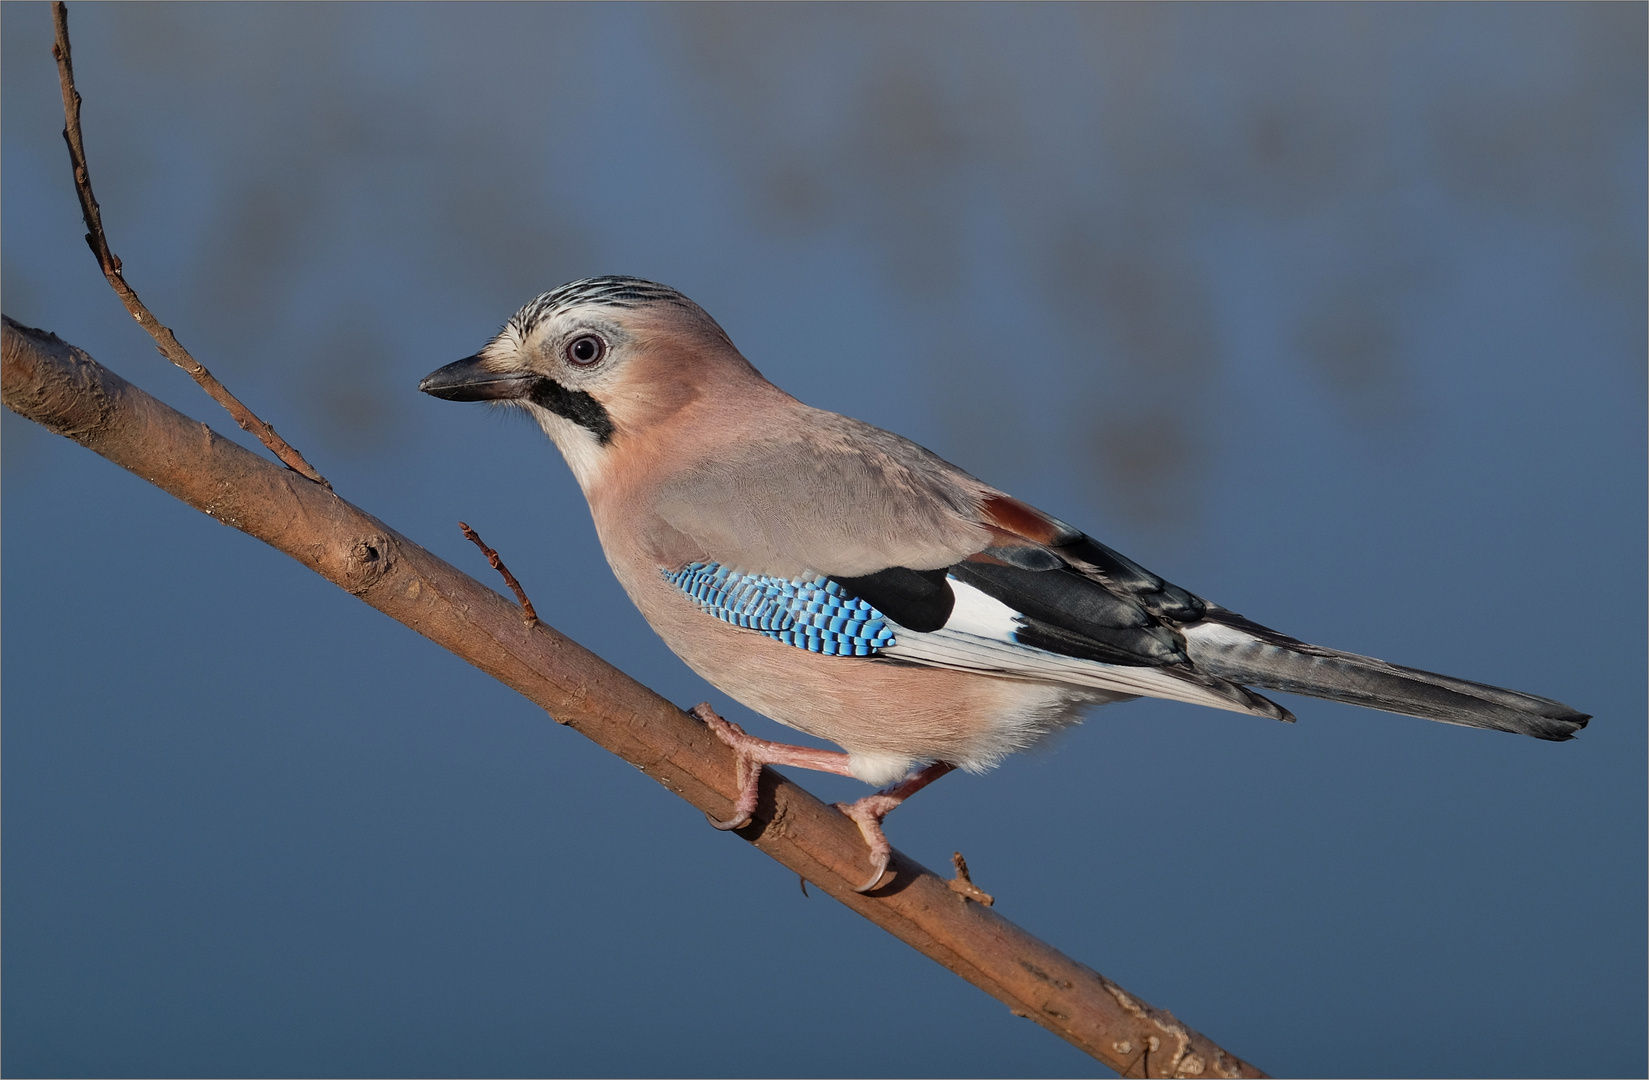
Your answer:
(528, 377), (615, 445)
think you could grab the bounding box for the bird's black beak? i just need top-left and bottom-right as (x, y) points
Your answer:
(418, 354), (534, 402)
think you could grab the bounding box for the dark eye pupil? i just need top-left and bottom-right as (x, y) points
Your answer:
(569, 336), (603, 364)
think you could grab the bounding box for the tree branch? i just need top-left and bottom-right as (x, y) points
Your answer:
(49, 0), (331, 489)
(2, 315), (1266, 1079)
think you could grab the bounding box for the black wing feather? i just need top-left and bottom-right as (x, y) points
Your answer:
(1053, 535), (1207, 623)
(949, 561), (1188, 666)
(828, 567), (953, 633)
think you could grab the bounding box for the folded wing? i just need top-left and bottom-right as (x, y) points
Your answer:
(831, 493), (1588, 740)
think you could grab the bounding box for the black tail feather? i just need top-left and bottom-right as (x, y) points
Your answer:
(1184, 610), (1590, 741)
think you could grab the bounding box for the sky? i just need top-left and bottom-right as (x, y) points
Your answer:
(3, 3), (1645, 1077)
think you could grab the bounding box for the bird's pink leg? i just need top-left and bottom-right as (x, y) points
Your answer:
(693, 704), (859, 830)
(693, 704), (958, 893)
(835, 762), (957, 893)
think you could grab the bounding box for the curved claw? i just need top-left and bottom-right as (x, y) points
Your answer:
(706, 808), (752, 832)
(853, 853), (892, 894)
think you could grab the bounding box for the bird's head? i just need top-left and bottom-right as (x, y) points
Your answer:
(420, 277), (765, 487)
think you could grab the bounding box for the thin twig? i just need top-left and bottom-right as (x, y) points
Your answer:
(48, 1), (331, 490)
(459, 521), (540, 627)
(947, 850), (994, 906)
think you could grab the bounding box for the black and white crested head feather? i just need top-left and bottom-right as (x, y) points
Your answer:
(505, 276), (705, 339)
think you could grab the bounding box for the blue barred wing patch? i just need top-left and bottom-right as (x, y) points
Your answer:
(662, 562), (897, 657)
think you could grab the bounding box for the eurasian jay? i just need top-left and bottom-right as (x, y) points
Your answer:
(421, 276), (1588, 891)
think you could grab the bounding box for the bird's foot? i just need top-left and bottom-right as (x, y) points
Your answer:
(833, 792), (901, 892)
(692, 703), (857, 830)
(693, 704), (958, 893)
(833, 761), (957, 893)
(694, 705), (767, 830)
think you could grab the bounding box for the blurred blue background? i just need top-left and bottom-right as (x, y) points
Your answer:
(3, 4), (1644, 1077)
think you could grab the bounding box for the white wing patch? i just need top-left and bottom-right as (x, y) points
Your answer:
(882, 578), (1274, 718)
(1180, 620), (1259, 650)
(937, 576), (1022, 639)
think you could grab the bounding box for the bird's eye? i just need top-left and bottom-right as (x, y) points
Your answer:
(566, 334), (606, 366)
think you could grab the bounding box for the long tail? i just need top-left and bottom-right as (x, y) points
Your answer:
(1182, 609), (1590, 741)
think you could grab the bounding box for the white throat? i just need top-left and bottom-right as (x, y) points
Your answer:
(531, 410), (609, 491)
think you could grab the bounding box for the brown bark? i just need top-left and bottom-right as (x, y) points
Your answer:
(2, 315), (1267, 1079)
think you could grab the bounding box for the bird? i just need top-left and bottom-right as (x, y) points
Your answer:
(420, 275), (1589, 891)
